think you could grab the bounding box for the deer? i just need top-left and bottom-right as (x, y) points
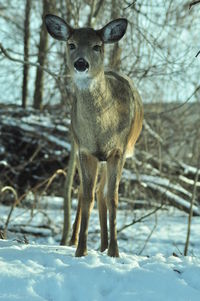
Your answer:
(45, 14), (143, 257)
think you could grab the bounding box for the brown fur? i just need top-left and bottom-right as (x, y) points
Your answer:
(45, 15), (143, 257)
(69, 70), (143, 257)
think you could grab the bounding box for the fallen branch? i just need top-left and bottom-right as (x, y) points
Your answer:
(148, 183), (200, 216)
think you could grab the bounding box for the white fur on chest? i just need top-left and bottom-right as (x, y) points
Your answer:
(73, 71), (92, 90)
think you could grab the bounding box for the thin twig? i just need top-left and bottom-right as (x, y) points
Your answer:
(15, 143), (44, 171)
(123, 0), (137, 10)
(1, 186), (18, 238)
(189, 0), (200, 9)
(184, 151), (200, 256)
(41, 169), (66, 194)
(0, 42), (57, 79)
(189, 1), (200, 57)
(0, 41), (71, 101)
(158, 84), (200, 116)
(118, 204), (164, 233)
(1, 169), (66, 238)
(138, 213), (157, 255)
(196, 50), (200, 57)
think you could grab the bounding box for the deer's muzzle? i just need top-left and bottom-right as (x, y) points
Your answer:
(74, 58), (89, 72)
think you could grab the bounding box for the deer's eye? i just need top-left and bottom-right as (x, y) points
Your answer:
(69, 43), (76, 50)
(93, 45), (101, 52)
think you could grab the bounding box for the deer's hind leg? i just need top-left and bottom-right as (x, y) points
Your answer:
(96, 164), (108, 252)
(106, 149), (125, 257)
(69, 196), (81, 246)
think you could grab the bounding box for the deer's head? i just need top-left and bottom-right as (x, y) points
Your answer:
(45, 15), (127, 88)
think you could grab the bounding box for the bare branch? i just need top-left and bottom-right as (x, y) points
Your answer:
(0, 42), (70, 101)
(0, 42), (57, 79)
(118, 204), (164, 233)
(1, 186), (18, 238)
(123, 0), (137, 10)
(158, 84), (200, 116)
(196, 50), (200, 57)
(93, 0), (104, 18)
(184, 150), (200, 255)
(138, 213), (157, 255)
(189, 0), (200, 9)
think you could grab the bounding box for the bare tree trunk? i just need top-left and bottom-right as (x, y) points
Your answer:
(33, 0), (50, 110)
(65, 0), (73, 20)
(22, 0), (31, 108)
(109, 0), (122, 71)
(86, 0), (96, 27)
(93, 0), (104, 19)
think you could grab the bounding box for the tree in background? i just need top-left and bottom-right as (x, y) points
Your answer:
(0, 0), (199, 254)
(22, 0), (31, 108)
(0, 0), (199, 108)
(33, 0), (52, 110)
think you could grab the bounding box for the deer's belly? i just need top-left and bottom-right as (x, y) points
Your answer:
(72, 108), (132, 161)
(78, 128), (129, 161)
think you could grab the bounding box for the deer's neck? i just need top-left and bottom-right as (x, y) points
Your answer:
(73, 72), (110, 111)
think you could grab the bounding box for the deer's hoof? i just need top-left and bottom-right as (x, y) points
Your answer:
(75, 247), (87, 257)
(107, 244), (119, 257)
(100, 241), (108, 252)
(69, 238), (78, 246)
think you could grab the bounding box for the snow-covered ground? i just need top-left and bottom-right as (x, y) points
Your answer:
(1, 241), (200, 301)
(0, 197), (200, 300)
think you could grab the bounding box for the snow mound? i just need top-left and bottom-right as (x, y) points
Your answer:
(0, 240), (200, 301)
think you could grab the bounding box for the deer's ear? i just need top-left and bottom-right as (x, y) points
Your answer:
(45, 14), (73, 41)
(97, 18), (128, 44)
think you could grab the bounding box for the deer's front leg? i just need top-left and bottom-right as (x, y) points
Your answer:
(106, 149), (124, 257)
(75, 152), (98, 257)
(96, 165), (108, 252)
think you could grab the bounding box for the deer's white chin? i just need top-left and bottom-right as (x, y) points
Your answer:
(73, 70), (91, 90)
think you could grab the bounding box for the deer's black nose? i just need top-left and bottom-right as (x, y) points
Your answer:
(74, 58), (89, 72)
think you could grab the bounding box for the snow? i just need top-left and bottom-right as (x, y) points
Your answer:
(181, 163), (200, 176)
(0, 241), (200, 301)
(1, 197), (200, 300)
(179, 175), (200, 187)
